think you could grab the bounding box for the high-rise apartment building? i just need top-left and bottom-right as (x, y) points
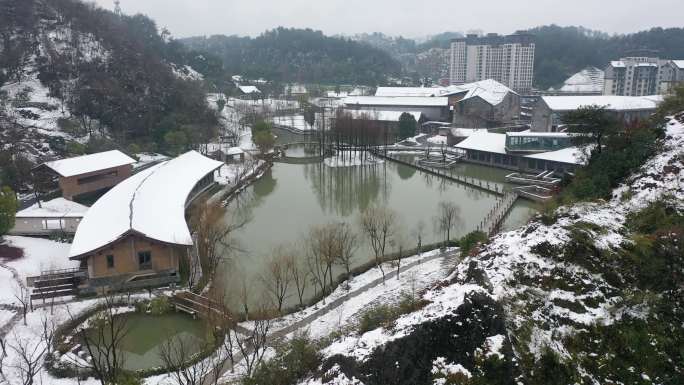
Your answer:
(449, 33), (535, 93)
(604, 57), (684, 96)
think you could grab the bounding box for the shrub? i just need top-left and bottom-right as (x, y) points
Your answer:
(458, 231), (488, 257)
(529, 347), (578, 385)
(149, 296), (172, 315)
(626, 199), (683, 234)
(358, 304), (399, 334)
(0, 244), (23, 260)
(66, 141), (86, 155)
(244, 333), (322, 385)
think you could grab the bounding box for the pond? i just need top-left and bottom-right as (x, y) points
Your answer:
(87, 312), (211, 371)
(219, 146), (539, 308)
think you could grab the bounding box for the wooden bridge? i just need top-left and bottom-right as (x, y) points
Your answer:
(170, 291), (227, 320)
(477, 191), (519, 236)
(370, 149), (505, 196)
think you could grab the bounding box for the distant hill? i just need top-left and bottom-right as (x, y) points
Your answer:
(180, 28), (401, 85)
(531, 25), (684, 89)
(0, 0), (217, 161)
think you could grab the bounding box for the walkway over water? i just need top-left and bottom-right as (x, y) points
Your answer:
(370, 149), (505, 196)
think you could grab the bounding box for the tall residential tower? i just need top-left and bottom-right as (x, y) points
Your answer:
(449, 33), (535, 93)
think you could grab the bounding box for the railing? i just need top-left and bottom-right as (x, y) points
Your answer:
(477, 191), (519, 236)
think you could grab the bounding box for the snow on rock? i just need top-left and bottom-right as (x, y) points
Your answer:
(431, 357), (472, 382)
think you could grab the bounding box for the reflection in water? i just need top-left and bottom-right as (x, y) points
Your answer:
(303, 161), (389, 217)
(221, 154), (538, 308)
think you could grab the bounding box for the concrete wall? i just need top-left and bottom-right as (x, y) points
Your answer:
(84, 234), (183, 279)
(452, 93), (520, 128)
(9, 217), (81, 235)
(59, 164), (132, 200)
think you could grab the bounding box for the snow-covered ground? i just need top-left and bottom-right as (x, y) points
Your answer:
(426, 135), (447, 145)
(272, 115), (315, 132)
(213, 159), (265, 186)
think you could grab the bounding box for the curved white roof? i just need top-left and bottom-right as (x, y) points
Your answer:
(69, 151), (223, 258)
(43, 150), (136, 177)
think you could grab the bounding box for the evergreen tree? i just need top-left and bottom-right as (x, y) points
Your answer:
(398, 112), (417, 139)
(562, 105), (619, 154)
(0, 186), (18, 239)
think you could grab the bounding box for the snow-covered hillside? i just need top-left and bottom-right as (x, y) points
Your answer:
(303, 114), (684, 385)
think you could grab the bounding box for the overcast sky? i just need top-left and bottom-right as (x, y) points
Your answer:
(94, 0), (683, 39)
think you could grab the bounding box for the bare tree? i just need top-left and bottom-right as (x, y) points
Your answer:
(7, 315), (55, 385)
(191, 200), (248, 284)
(75, 293), (130, 385)
(305, 224), (337, 296)
(261, 248), (293, 313)
(335, 222), (358, 289)
(287, 249), (310, 308)
(13, 284), (29, 326)
(232, 305), (272, 378)
(359, 206), (398, 283)
(435, 201), (461, 248)
(158, 333), (213, 385)
(414, 220), (425, 258)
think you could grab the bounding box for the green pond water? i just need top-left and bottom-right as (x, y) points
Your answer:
(89, 312), (210, 371)
(220, 146), (539, 308)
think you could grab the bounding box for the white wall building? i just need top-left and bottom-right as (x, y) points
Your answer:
(449, 33), (535, 94)
(604, 57), (684, 96)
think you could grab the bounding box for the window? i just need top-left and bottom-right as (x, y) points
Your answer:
(138, 251), (152, 270)
(106, 255), (114, 269)
(42, 219), (65, 230)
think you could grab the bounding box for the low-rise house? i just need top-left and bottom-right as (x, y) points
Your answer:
(68, 151), (223, 292)
(455, 131), (584, 174)
(238, 85), (261, 98)
(35, 150), (136, 201)
(444, 79), (520, 128)
(343, 96), (448, 121)
(531, 95), (663, 132)
(10, 198), (88, 236)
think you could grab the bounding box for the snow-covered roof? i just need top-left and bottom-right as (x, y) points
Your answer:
(346, 110), (423, 122)
(375, 87), (446, 97)
(443, 79), (516, 106)
(16, 198), (88, 218)
(326, 91), (349, 98)
(558, 67), (605, 93)
(524, 147), (585, 165)
(673, 60), (684, 69)
(226, 147), (245, 156)
(449, 128), (484, 137)
(343, 96), (448, 107)
(239, 85), (261, 94)
(506, 132), (571, 138)
(610, 61), (625, 68)
(69, 151), (223, 258)
(42, 150), (136, 177)
(455, 131), (507, 154)
(541, 95), (663, 112)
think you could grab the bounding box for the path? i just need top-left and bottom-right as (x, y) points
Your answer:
(206, 249), (458, 384)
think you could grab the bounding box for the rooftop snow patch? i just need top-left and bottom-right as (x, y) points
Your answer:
(455, 131), (507, 154)
(42, 150), (136, 177)
(16, 198), (88, 218)
(69, 151), (222, 258)
(343, 96), (449, 107)
(672, 60), (684, 69)
(239, 85), (261, 94)
(558, 67), (605, 93)
(524, 147), (586, 165)
(375, 86), (447, 97)
(444, 79), (516, 106)
(542, 95), (663, 111)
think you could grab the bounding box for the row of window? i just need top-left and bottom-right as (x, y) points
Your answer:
(105, 251), (152, 270)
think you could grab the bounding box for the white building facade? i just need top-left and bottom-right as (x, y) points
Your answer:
(604, 57), (684, 96)
(449, 33), (535, 94)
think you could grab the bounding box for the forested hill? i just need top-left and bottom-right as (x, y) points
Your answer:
(531, 25), (684, 89)
(180, 28), (401, 85)
(0, 0), (216, 155)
